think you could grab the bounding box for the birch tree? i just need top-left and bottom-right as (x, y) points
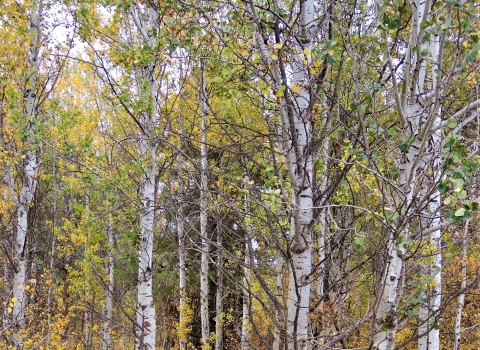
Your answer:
(129, 6), (160, 349)
(371, 0), (480, 349)
(0, 1), (42, 347)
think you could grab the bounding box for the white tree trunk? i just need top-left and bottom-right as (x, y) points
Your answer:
(101, 219), (114, 350)
(6, 2), (42, 348)
(273, 254), (284, 350)
(214, 225), (224, 350)
(177, 207), (187, 350)
(131, 6), (159, 350)
(244, 0), (317, 347)
(417, 8), (442, 349)
(454, 221), (469, 350)
(373, 1), (432, 348)
(285, 1), (315, 348)
(199, 63), (210, 349)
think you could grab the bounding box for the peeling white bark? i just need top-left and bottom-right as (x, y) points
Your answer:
(285, 1), (315, 348)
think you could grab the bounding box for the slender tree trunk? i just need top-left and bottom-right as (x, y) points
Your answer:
(454, 220), (469, 350)
(47, 150), (57, 345)
(244, 1), (318, 348)
(130, 6), (159, 349)
(85, 304), (93, 349)
(101, 219), (114, 350)
(372, 1), (448, 348)
(199, 63), (210, 349)
(2, 2), (43, 347)
(417, 17), (443, 349)
(214, 224), (224, 350)
(177, 207), (187, 350)
(272, 253), (284, 350)
(241, 180), (252, 350)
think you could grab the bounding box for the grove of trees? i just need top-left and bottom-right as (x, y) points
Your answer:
(1, 0), (480, 349)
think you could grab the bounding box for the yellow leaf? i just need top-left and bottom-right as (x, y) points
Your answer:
(7, 307), (12, 313)
(328, 50), (334, 56)
(239, 49), (248, 56)
(270, 53), (278, 60)
(291, 85), (300, 93)
(275, 42), (282, 49)
(11, 297), (17, 303)
(17, 284), (23, 289)
(303, 48), (311, 55)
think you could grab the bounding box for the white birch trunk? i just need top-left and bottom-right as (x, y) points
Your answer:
(285, 1), (315, 349)
(427, 25), (442, 350)
(131, 7), (159, 350)
(7, 2), (42, 347)
(214, 225), (224, 350)
(372, 1), (432, 349)
(177, 204), (187, 350)
(272, 254), (284, 350)
(199, 63), (210, 349)
(418, 9), (442, 350)
(101, 219), (114, 350)
(453, 221), (468, 350)
(244, 1), (317, 347)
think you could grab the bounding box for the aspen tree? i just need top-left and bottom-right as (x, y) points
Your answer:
(130, 5), (159, 349)
(198, 62), (210, 349)
(372, 1), (480, 348)
(1, 1), (42, 347)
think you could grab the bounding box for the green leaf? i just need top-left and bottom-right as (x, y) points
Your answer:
(387, 128), (397, 136)
(447, 119), (457, 128)
(454, 207), (465, 216)
(211, 76), (223, 83)
(420, 21), (429, 30)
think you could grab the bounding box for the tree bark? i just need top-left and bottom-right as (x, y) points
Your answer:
(3, 2), (42, 348)
(241, 179), (252, 350)
(284, 1), (316, 348)
(130, 6), (159, 350)
(101, 219), (114, 350)
(214, 224), (224, 350)
(199, 62), (210, 349)
(454, 221), (469, 350)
